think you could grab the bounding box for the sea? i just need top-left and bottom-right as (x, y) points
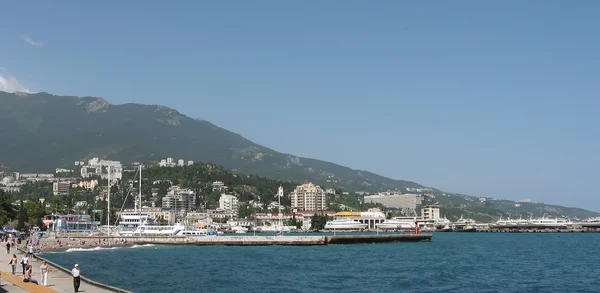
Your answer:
(43, 233), (600, 293)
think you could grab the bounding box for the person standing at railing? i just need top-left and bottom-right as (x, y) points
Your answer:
(71, 264), (81, 293)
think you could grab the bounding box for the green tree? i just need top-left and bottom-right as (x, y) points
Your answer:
(0, 190), (17, 226)
(310, 213), (331, 230)
(17, 199), (28, 229)
(238, 203), (254, 219)
(24, 201), (47, 229)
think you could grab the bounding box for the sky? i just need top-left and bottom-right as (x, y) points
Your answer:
(1, 1), (599, 210)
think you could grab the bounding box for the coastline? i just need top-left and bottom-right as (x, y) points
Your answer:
(35, 236), (141, 253)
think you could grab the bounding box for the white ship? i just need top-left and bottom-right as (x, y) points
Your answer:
(174, 229), (219, 237)
(376, 217), (417, 230)
(124, 223), (186, 236)
(324, 219), (367, 231)
(528, 217), (572, 227)
(118, 212), (157, 234)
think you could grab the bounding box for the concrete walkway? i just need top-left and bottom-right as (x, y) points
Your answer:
(0, 243), (116, 293)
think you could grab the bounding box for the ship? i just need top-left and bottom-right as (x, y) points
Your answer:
(376, 217), (417, 230)
(324, 219), (367, 231)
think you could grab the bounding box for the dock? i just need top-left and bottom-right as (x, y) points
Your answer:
(0, 247), (131, 293)
(63, 234), (432, 246)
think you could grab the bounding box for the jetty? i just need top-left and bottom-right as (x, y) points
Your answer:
(62, 234), (432, 246)
(0, 247), (131, 293)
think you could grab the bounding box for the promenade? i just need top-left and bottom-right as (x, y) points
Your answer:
(0, 242), (118, 293)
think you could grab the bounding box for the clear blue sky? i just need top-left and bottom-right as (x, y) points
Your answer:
(1, 1), (599, 210)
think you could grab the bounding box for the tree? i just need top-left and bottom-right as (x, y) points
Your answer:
(238, 203), (254, 219)
(0, 190), (17, 226)
(310, 213), (331, 230)
(17, 199), (28, 229)
(24, 201), (46, 229)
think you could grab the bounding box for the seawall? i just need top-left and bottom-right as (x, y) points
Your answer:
(20, 247), (133, 293)
(58, 234), (432, 246)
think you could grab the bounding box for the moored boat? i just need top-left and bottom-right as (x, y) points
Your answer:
(324, 219), (367, 231)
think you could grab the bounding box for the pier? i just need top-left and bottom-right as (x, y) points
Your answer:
(62, 234), (432, 247)
(0, 247), (131, 293)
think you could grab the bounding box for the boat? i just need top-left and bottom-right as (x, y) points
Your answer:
(376, 217), (417, 230)
(174, 229), (219, 237)
(230, 226), (248, 234)
(324, 219), (367, 231)
(458, 224), (477, 232)
(117, 212), (157, 234)
(528, 217), (572, 227)
(121, 223), (186, 236)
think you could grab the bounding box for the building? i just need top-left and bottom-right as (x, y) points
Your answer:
(363, 192), (422, 215)
(161, 186), (196, 215)
(72, 179), (99, 190)
(291, 180), (327, 212)
(421, 205), (441, 220)
(52, 182), (70, 196)
(178, 159), (184, 167)
(219, 194), (239, 213)
(212, 181), (228, 192)
(187, 161), (194, 166)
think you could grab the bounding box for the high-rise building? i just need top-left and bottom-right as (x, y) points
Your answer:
(291, 180), (327, 211)
(161, 186), (196, 213)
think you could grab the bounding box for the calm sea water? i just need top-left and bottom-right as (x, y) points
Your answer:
(43, 233), (600, 293)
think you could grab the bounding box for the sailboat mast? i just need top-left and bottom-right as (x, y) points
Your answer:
(107, 165), (111, 236)
(278, 185), (283, 226)
(139, 165), (142, 213)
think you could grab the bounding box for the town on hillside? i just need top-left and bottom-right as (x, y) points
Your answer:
(1, 157), (598, 234)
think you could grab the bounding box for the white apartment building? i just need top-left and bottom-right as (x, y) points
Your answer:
(291, 180), (327, 212)
(219, 194), (239, 213)
(421, 205), (441, 220)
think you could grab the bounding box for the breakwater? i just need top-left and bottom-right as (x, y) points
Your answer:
(60, 234), (432, 246)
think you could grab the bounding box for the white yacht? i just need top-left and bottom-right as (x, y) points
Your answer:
(174, 229), (219, 237)
(529, 217), (572, 227)
(376, 217), (417, 230)
(122, 223), (185, 236)
(230, 226), (248, 234)
(324, 219), (367, 231)
(117, 212), (157, 235)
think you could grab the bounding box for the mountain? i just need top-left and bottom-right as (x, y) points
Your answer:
(1, 90), (597, 219)
(0, 90), (420, 191)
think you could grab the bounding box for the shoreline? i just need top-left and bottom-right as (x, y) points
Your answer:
(31, 236), (149, 253)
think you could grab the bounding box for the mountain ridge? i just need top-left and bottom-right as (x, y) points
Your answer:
(1, 90), (598, 218)
(0, 90), (422, 192)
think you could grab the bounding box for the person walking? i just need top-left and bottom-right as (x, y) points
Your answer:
(20, 255), (29, 275)
(40, 261), (49, 286)
(71, 264), (80, 293)
(8, 254), (17, 274)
